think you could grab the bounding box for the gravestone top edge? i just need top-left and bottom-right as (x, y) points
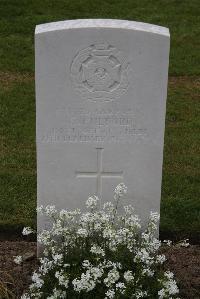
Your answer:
(35, 19), (170, 37)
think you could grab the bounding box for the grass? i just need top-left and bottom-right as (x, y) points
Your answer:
(0, 1), (199, 239)
(161, 77), (200, 238)
(0, 0), (199, 75)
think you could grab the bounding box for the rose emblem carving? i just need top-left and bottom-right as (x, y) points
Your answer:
(70, 43), (129, 101)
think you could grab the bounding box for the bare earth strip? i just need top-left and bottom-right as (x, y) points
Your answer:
(0, 71), (200, 88)
(0, 72), (34, 89)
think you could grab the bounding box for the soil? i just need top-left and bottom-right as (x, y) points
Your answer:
(0, 242), (37, 299)
(0, 241), (199, 299)
(162, 245), (200, 299)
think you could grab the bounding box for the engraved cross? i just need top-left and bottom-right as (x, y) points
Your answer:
(75, 148), (123, 198)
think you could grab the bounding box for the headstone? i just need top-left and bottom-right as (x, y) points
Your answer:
(35, 19), (170, 232)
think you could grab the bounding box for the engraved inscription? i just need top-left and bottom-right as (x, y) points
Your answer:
(40, 104), (147, 143)
(76, 148), (123, 197)
(70, 43), (129, 101)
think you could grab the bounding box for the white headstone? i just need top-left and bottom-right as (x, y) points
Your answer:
(35, 19), (170, 232)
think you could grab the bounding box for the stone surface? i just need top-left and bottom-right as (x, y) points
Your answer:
(35, 19), (170, 231)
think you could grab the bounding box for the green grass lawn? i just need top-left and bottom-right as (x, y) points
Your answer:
(0, 0), (199, 239)
(0, 0), (200, 75)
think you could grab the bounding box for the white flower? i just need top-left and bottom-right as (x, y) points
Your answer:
(86, 195), (99, 209)
(115, 262), (122, 270)
(159, 277), (179, 298)
(31, 272), (44, 288)
(103, 202), (115, 213)
(103, 227), (115, 239)
(167, 280), (179, 295)
(45, 205), (57, 216)
(163, 240), (172, 246)
(148, 211), (160, 231)
(55, 270), (69, 288)
(142, 268), (154, 277)
(52, 253), (63, 264)
(72, 263), (104, 292)
(90, 244), (105, 257)
(124, 205), (134, 215)
(156, 254), (166, 264)
(125, 214), (141, 229)
(105, 289), (115, 298)
(77, 228), (88, 238)
(149, 238), (161, 252)
(90, 266), (104, 280)
(59, 209), (80, 221)
(59, 209), (70, 219)
(135, 290), (147, 298)
(37, 230), (51, 246)
(150, 211), (160, 223)
(158, 288), (166, 299)
(82, 260), (91, 268)
(14, 255), (23, 265)
(22, 227), (34, 236)
(116, 282), (126, 293)
(164, 271), (174, 280)
(114, 183), (127, 198)
(104, 268), (120, 287)
(39, 257), (53, 274)
(72, 271), (96, 292)
(158, 271), (179, 298)
(179, 239), (190, 247)
(36, 205), (44, 214)
(124, 270), (134, 282)
(20, 294), (31, 299)
(47, 288), (66, 299)
(134, 248), (153, 265)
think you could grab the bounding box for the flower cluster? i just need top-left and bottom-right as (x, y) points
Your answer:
(20, 184), (179, 299)
(22, 226), (34, 236)
(14, 255), (23, 265)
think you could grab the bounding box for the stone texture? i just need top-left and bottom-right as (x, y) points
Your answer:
(35, 19), (170, 232)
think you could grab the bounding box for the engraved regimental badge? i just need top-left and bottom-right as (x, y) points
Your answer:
(70, 43), (130, 101)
